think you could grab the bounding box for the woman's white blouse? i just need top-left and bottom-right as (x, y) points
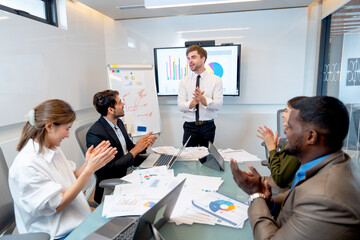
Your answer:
(8, 139), (91, 239)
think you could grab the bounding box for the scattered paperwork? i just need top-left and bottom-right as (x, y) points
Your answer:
(120, 166), (174, 185)
(103, 195), (162, 218)
(178, 147), (209, 161)
(151, 146), (208, 161)
(192, 192), (249, 228)
(150, 146), (178, 155)
(102, 166), (178, 218)
(169, 173), (248, 228)
(151, 146), (261, 163)
(219, 148), (261, 163)
(102, 166), (249, 228)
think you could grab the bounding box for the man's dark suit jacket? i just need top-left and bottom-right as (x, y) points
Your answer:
(86, 116), (145, 203)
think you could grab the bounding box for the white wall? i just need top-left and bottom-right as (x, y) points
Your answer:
(104, 8), (310, 157)
(105, 8), (308, 104)
(0, 2), (108, 127)
(0, 2), (109, 167)
(0, 3), (318, 167)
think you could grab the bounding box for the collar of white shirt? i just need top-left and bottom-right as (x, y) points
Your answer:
(192, 69), (208, 79)
(28, 138), (57, 163)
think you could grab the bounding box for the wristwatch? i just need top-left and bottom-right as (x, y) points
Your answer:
(248, 193), (265, 205)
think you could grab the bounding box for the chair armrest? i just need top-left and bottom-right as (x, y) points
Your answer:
(99, 179), (128, 188)
(134, 153), (149, 166)
(261, 141), (270, 161)
(278, 138), (287, 149)
(0, 232), (50, 240)
(261, 159), (269, 167)
(99, 179), (129, 202)
(87, 200), (99, 208)
(0, 203), (15, 235)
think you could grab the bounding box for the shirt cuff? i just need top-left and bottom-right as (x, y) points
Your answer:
(68, 160), (77, 171)
(32, 182), (62, 216)
(203, 97), (212, 108)
(187, 101), (196, 111)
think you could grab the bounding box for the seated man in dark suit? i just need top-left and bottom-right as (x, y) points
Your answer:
(230, 96), (360, 240)
(87, 89), (157, 203)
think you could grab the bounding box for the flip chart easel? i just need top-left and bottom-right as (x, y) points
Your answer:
(107, 64), (161, 137)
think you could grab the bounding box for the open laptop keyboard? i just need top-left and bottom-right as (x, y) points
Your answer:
(154, 154), (173, 166)
(115, 219), (139, 240)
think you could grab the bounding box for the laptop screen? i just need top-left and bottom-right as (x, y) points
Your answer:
(198, 142), (225, 171)
(168, 136), (191, 168)
(176, 136), (191, 158)
(208, 142), (225, 170)
(133, 179), (185, 240)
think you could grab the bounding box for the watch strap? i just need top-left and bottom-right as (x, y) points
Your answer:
(248, 193), (265, 204)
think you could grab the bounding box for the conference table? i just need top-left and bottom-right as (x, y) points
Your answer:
(66, 160), (270, 240)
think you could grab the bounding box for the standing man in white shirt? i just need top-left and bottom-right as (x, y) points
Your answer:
(178, 45), (223, 147)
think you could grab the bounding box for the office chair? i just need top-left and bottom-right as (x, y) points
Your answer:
(74, 122), (124, 204)
(343, 104), (360, 162)
(344, 104), (360, 150)
(261, 108), (287, 166)
(0, 147), (50, 240)
(0, 233), (50, 240)
(74, 122), (97, 200)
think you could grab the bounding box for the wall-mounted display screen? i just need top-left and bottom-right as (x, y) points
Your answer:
(153, 45), (241, 96)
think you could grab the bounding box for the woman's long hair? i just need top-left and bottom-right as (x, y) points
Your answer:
(17, 99), (76, 153)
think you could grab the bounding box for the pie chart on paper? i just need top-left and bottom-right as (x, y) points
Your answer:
(209, 200), (235, 212)
(206, 62), (224, 78)
(144, 202), (156, 208)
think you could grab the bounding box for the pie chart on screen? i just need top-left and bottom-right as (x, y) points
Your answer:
(206, 62), (224, 78)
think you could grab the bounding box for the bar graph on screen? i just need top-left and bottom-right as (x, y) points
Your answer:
(166, 56), (190, 80)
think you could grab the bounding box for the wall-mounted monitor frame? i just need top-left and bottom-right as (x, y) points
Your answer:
(153, 45), (241, 96)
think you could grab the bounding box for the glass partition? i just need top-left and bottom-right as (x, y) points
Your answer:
(318, 0), (360, 162)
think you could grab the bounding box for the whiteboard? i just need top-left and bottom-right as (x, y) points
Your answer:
(107, 65), (161, 137)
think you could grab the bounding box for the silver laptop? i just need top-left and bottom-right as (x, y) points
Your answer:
(85, 179), (185, 240)
(139, 136), (191, 169)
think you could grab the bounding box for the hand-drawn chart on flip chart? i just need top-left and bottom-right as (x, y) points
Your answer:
(107, 64), (161, 137)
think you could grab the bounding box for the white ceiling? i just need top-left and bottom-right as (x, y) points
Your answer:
(76, 0), (314, 20)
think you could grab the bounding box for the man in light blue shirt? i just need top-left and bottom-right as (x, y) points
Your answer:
(230, 96), (360, 239)
(290, 154), (328, 189)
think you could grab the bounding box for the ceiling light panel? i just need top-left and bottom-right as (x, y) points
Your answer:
(116, 5), (145, 10)
(144, 0), (260, 9)
(177, 27), (250, 33)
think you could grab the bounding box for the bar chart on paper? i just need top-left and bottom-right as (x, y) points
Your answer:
(104, 196), (161, 217)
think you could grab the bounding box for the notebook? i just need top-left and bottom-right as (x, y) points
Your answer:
(84, 179), (185, 240)
(199, 141), (225, 171)
(139, 136), (191, 169)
